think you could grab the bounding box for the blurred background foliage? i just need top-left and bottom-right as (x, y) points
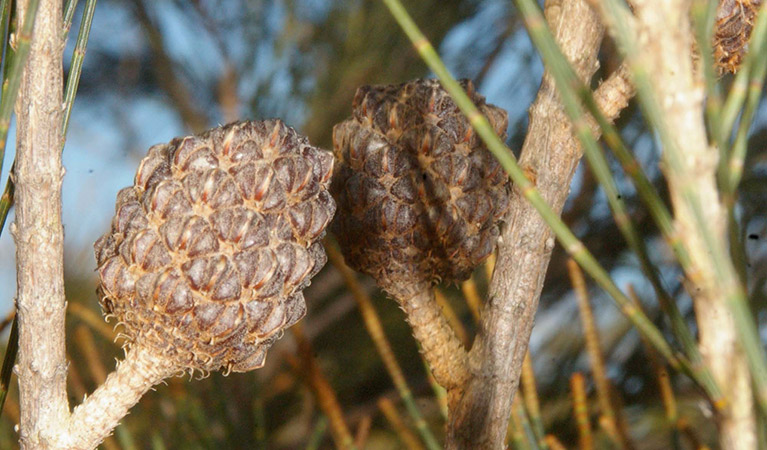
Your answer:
(0, 0), (765, 448)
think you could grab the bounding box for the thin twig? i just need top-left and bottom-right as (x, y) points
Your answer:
(0, 309), (13, 334)
(433, 288), (470, 348)
(726, 54), (767, 192)
(0, 0), (12, 73)
(570, 373), (592, 450)
(475, 17), (515, 86)
(484, 251), (496, 282)
(73, 326), (107, 385)
(508, 396), (531, 450)
(460, 277), (482, 323)
(67, 302), (117, 342)
(378, 397), (426, 450)
(520, 352), (547, 449)
(628, 286), (680, 447)
(0, 316), (17, 415)
(1, 389), (18, 425)
(0, 175), (13, 419)
(354, 415), (372, 449)
(326, 243), (441, 450)
(65, 351), (87, 405)
(568, 260), (632, 449)
(60, 353), (122, 450)
(398, 288), (469, 404)
(693, 0), (724, 156)
(62, 0), (77, 36)
(305, 416), (329, 450)
(69, 326), (134, 450)
(677, 417), (712, 450)
(544, 435), (567, 450)
(61, 0), (96, 138)
(66, 345), (176, 449)
(291, 325), (357, 450)
(0, 0), (41, 178)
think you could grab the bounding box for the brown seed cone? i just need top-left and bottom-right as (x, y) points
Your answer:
(714, 0), (763, 73)
(94, 120), (335, 374)
(331, 79), (510, 297)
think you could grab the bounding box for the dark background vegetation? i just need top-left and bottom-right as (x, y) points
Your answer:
(0, 0), (765, 448)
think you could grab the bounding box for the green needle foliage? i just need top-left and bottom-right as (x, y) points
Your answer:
(507, 0), (722, 404)
(0, 314), (16, 416)
(62, 0), (96, 137)
(2, 0), (766, 448)
(381, 0), (698, 388)
(601, 0), (767, 418)
(0, 0), (40, 176)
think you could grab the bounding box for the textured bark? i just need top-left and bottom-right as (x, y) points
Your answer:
(13, 0), (68, 448)
(399, 289), (469, 396)
(629, 0), (755, 448)
(445, 0), (636, 446)
(65, 346), (175, 449)
(12, 5), (169, 448)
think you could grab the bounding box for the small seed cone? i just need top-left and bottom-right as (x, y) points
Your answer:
(332, 79), (510, 298)
(331, 79), (510, 391)
(95, 120), (335, 375)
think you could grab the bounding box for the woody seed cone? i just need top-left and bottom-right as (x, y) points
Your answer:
(94, 120), (335, 374)
(332, 79), (510, 297)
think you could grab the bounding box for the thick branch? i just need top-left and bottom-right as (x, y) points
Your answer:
(628, 0), (755, 447)
(13, 0), (68, 448)
(446, 2), (636, 447)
